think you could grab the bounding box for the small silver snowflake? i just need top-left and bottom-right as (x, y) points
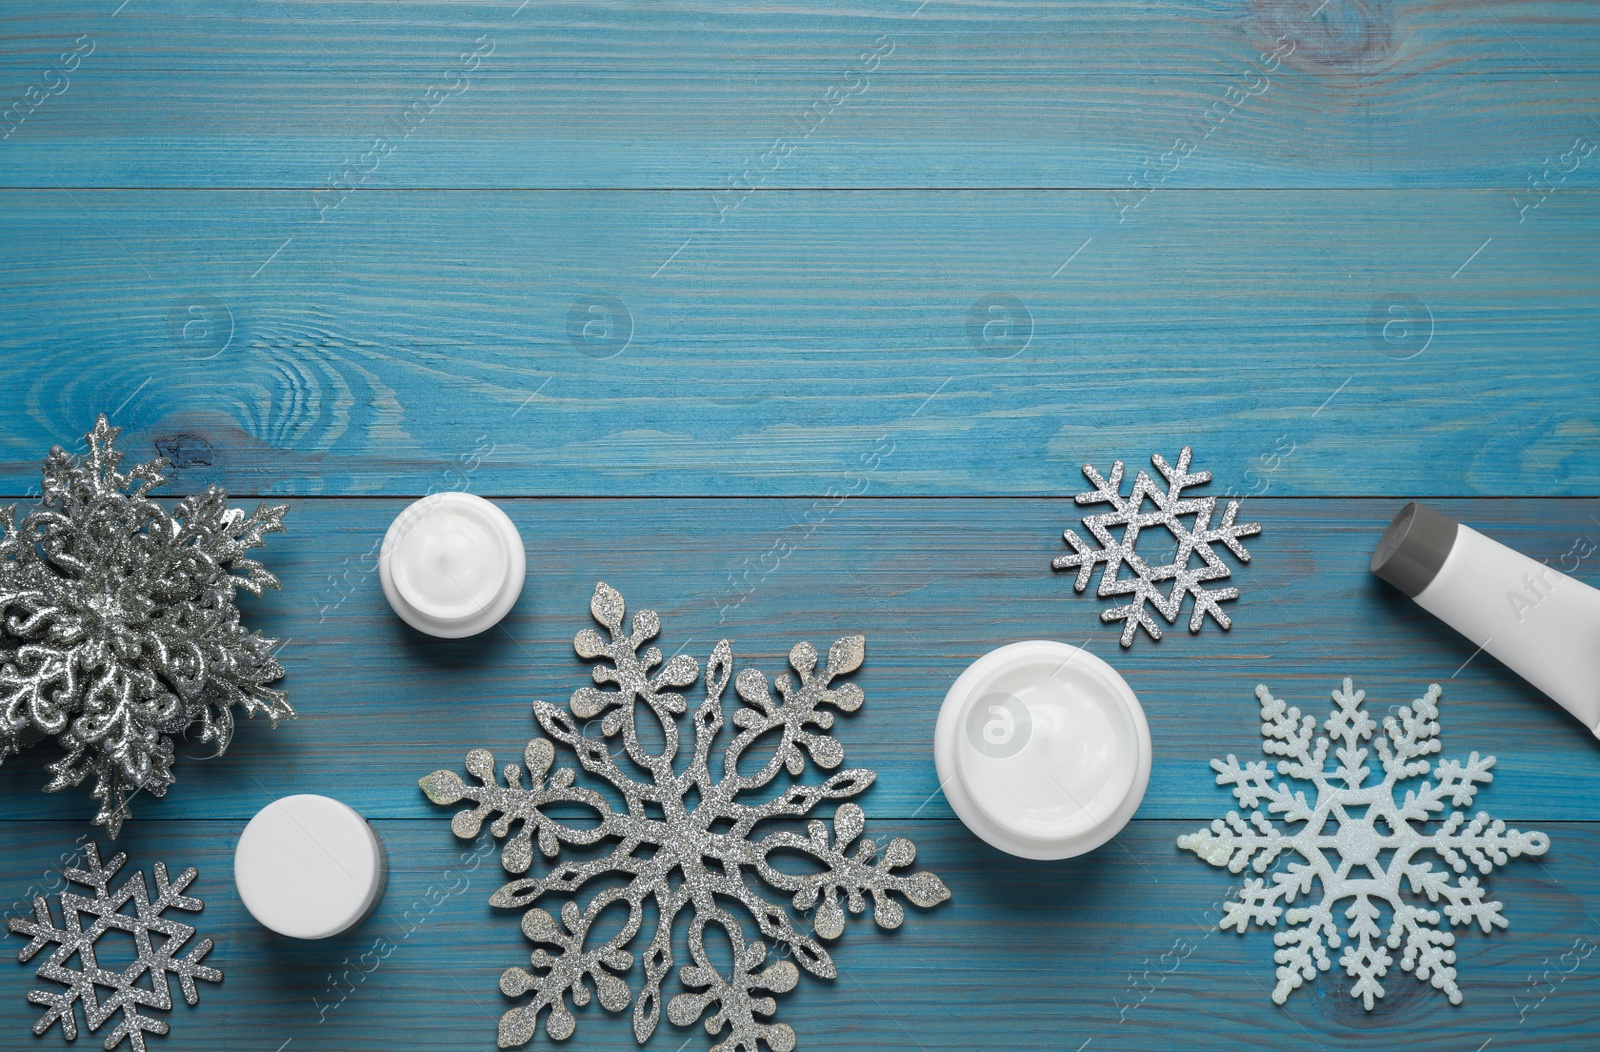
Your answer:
(421, 582), (950, 1051)
(1051, 447), (1260, 646)
(0, 416), (292, 835)
(1178, 678), (1550, 1009)
(9, 843), (222, 1051)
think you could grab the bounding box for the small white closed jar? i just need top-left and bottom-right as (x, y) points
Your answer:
(234, 795), (388, 939)
(934, 641), (1151, 860)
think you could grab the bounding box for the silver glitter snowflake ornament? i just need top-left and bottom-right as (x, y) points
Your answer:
(1178, 678), (1549, 1009)
(421, 582), (950, 1051)
(9, 843), (222, 1050)
(1051, 447), (1260, 646)
(0, 416), (292, 835)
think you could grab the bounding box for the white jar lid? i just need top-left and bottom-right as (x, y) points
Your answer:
(934, 640), (1151, 860)
(378, 492), (526, 637)
(234, 794), (388, 940)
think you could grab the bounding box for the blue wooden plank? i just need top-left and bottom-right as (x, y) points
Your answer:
(1, 2), (1597, 188)
(2, 818), (1595, 1051)
(2, 497), (1596, 826)
(1, 189), (1597, 497)
(2, 0), (1598, 1047)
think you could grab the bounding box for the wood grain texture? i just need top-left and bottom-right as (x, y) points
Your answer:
(1, 189), (1597, 496)
(2, 1), (1599, 189)
(3, 0), (1599, 1047)
(2, 497), (1596, 825)
(3, 820), (1597, 1052)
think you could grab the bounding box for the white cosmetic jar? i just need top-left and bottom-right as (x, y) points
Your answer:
(934, 641), (1151, 860)
(234, 794), (388, 939)
(378, 492), (526, 638)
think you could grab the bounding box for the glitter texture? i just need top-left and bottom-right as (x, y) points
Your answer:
(0, 416), (291, 835)
(1051, 446), (1261, 646)
(1178, 678), (1549, 1009)
(8, 843), (221, 1050)
(421, 582), (950, 1050)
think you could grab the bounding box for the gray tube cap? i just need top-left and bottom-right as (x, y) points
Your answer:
(1371, 501), (1459, 598)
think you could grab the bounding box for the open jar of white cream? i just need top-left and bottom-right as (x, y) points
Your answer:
(934, 641), (1151, 860)
(378, 492), (526, 638)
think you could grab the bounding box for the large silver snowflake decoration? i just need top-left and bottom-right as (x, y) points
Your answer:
(9, 843), (222, 1050)
(0, 416), (292, 835)
(1178, 678), (1550, 1009)
(1051, 446), (1260, 646)
(421, 582), (950, 1051)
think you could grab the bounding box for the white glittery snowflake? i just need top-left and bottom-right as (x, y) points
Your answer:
(421, 582), (950, 1051)
(1178, 678), (1549, 1009)
(8, 843), (221, 1051)
(1051, 447), (1260, 646)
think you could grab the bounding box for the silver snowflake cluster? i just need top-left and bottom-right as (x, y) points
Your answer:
(9, 843), (222, 1051)
(1178, 678), (1549, 1009)
(421, 582), (950, 1051)
(1052, 447), (1260, 646)
(0, 416), (292, 835)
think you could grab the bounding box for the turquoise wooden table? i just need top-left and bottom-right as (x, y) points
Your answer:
(3, 1), (1599, 1049)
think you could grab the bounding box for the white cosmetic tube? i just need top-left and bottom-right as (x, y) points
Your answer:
(1371, 502), (1600, 738)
